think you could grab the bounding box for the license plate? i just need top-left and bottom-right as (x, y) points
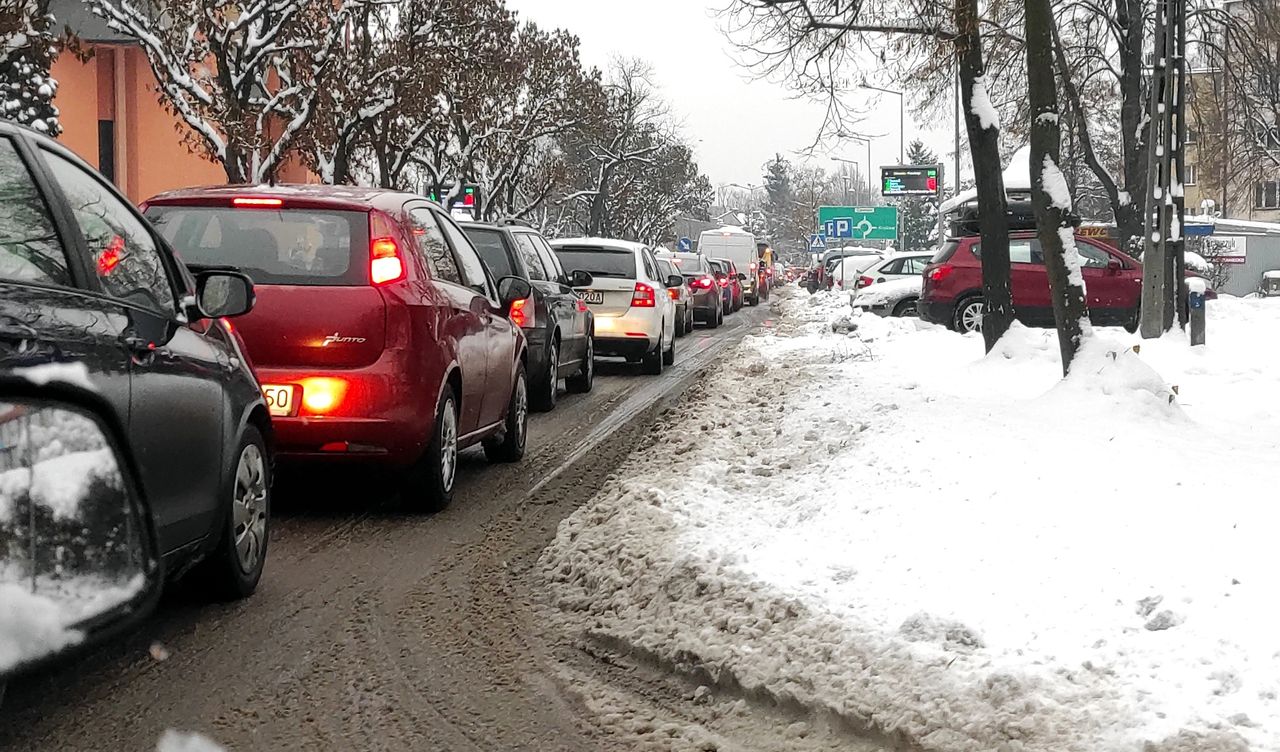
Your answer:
(262, 384), (298, 417)
(577, 290), (604, 305)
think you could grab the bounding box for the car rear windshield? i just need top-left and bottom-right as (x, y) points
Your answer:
(663, 254), (708, 274)
(464, 227), (515, 279)
(553, 247), (637, 279)
(147, 205), (368, 286)
(931, 240), (961, 264)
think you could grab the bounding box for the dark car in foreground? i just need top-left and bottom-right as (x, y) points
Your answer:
(462, 219), (595, 411)
(144, 185), (531, 512)
(0, 121), (268, 599)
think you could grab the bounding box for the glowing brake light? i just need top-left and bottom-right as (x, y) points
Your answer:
(232, 197), (283, 208)
(97, 235), (125, 276)
(298, 377), (348, 414)
(690, 276), (714, 290)
(928, 263), (955, 283)
(509, 297), (535, 328)
(370, 237), (405, 285)
(631, 282), (656, 308)
(667, 288), (679, 299)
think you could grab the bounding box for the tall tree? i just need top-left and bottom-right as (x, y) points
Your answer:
(761, 154), (801, 249)
(725, 0), (1015, 350)
(90, 0), (361, 183)
(0, 0), (61, 136)
(1026, 0), (1090, 374)
(900, 139), (941, 253)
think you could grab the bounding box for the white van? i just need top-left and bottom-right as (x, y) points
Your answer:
(698, 226), (762, 305)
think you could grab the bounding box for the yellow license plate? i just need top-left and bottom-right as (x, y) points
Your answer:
(262, 384), (298, 417)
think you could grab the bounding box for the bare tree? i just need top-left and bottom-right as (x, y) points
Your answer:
(90, 0), (360, 183)
(724, 0), (1014, 350)
(1026, 0), (1091, 374)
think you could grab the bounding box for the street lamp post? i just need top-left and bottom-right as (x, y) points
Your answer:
(832, 134), (872, 204)
(860, 82), (905, 164)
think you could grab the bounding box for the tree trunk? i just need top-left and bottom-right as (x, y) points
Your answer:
(223, 143), (248, 184)
(1026, 0), (1090, 375)
(1117, 0), (1149, 257)
(955, 0), (1013, 351)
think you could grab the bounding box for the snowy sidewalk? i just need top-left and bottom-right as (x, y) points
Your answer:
(542, 288), (1280, 752)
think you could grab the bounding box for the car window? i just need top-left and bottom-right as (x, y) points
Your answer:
(641, 251), (658, 281)
(436, 211), (494, 298)
(533, 236), (565, 281)
(513, 233), (549, 281)
(1076, 242), (1112, 268)
(0, 138), (70, 286)
(42, 149), (175, 313)
(972, 239), (1043, 265)
(903, 257), (930, 274)
(881, 258), (905, 275)
(656, 258), (675, 281)
(553, 246), (638, 279)
(408, 207), (462, 285)
(462, 226), (515, 280)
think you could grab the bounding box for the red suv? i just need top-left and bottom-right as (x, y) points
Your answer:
(144, 186), (532, 511)
(921, 232), (1150, 333)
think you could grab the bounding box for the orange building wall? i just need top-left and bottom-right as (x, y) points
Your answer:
(52, 45), (314, 204)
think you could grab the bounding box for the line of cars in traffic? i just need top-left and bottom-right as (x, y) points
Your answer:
(0, 121), (756, 680)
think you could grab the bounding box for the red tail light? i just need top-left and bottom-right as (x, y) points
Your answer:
(631, 282), (656, 308)
(509, 297), (535, 328)
(299, 376), (348, 415)
(233, 197), (284, 208)
(690, 276), (714, 290)
(370, 237), (405, 285)
(717, 276), (729, 288)
(667, 288), (679, 299)
(928, 263), (955, 283)
(857, 275), (874, 288)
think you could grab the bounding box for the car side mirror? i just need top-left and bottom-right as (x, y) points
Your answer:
(497, 276), (533, 309)
(568, 269), (593, 288)
(736, 273), (747, 281)
(195, 269), (255, 319)
(666, 274), (684, 289)
(0, 376), (163, 680)
(1106, 258), (1122, 274)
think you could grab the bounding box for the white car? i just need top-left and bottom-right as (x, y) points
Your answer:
(550, 237), (679, 375)
(854, 252), (934, 289)
(852, 276), (924, 317)
(829, 254), (885, 290)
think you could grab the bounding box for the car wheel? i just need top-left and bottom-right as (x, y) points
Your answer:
(706, 307), (720, 329)
(197, 425), (270, 600)
(953, 295), (984, 333)
(893, 298), (919, 317)
(404, 389), (459, 513)
(566, 335), (594, 393)
(674, 308), (686, 337)
(483, 364), (528, 463)
(642, 334), (664, 375)
(663, 332), (675, 365)
(530, 336), (559, 413)
(687, 308), (694, 333)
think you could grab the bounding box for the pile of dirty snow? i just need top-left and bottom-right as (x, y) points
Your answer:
(542, 288), (1280, 751)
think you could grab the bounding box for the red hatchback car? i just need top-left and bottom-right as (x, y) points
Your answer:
(143, 186), (532, 511)
(921, 232), (1151, 333)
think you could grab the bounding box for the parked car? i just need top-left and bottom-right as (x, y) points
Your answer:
(655, 256), (695, 336)
(699, 226), (761, 304)
(0, 122), (268, 598)
(461, 220), (594, 412)
(144, 185), (531, 513)
(713, 257), (747, 311)
(921, 232), (1162, 332)
(830, 253), (885, 290)
(855, 252), (933, 289)
(550, 238), (679, 375)
(852, 277), (923, 317)
(658, 251), (722, 328)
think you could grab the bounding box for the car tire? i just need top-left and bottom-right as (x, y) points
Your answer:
(197, 425), (270, 600)
(675, 308), (686, 337)
(706, 307), (719, 329)
(530, 336), (558, 413)
(893, 298), (919, 317)
(484, 364), (528, 463)
(404, 389), (459, 513)
(663, 333), (675, 365)
(953, 295), (985, 333)
(642, 334), (664, 375)
(687, 307), (694, 333)
(566, 335), (594, 393)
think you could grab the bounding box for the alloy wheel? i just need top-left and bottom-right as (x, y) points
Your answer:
(232, 443), (268, 574)
(959, 300), (984, 333)
(440, 399), (458, 492)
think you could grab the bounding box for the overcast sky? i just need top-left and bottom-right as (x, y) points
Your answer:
(505, 0), (961, 191)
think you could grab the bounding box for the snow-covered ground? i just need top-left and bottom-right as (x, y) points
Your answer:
(543, 287), (1280, 751)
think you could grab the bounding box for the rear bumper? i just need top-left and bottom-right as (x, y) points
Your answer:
(690, 290), (720, 319)
(592, 309), (662, 356)
(254, 351), (431, 467)
(918, 299), (953, 327)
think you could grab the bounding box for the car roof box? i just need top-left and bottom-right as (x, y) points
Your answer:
(947, 193), (1080, 236)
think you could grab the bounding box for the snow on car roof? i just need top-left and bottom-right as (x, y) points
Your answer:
(549, 237), (650, 253)
(939, 144), (1032, 213)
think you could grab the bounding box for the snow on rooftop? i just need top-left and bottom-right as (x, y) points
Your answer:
(939, 144), (1032, 213)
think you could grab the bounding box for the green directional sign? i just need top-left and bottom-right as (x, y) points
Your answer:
(817, 206), (898, 241)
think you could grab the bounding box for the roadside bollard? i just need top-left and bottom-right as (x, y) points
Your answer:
(1187, 278), (1207, 346)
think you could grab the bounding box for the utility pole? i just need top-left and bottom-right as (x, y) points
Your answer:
(1139, 0), (1188, 337)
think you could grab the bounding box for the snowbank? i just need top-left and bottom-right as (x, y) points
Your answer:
(543, 289), (1280, 751)
(0, 584), (82, 672)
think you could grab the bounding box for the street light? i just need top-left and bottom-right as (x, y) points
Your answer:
(860, 81), (905, 164)
(832, 133), (873, 204)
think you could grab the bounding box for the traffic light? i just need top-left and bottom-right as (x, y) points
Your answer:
(427, 183), (481, 210)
